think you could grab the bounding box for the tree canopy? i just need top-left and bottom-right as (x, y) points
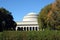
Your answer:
(38, 0), (60, 30)
(0, 8), (17, 32)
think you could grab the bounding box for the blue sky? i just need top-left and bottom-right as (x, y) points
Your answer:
(0, 0), (55, 21)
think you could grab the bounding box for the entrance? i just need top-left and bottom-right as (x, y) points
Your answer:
(17, 27), (23, 31)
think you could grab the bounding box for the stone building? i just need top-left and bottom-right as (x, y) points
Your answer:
(16, 12), (39, 31)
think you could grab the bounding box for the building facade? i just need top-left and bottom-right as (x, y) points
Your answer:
(16, 12), (39, 31)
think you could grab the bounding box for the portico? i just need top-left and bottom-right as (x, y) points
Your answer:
(16, 24), (39, 31)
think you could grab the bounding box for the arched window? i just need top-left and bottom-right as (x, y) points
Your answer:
(36, 27), (37, 31)
(20, 27), (23, 31)
(30, 27), (31, 31)
(24, 27), (26, 31)
(17, 27), (20, 31)
(33, 27), (34, 31)
(27, 27), (29, 31)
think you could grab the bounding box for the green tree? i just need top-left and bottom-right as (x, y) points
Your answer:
(0, 8), (17, 32)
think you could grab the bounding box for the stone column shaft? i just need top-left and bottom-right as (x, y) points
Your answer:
(28, 27), (30, 31)
(31, 27), (33, 31)
(34, 27), (36, 31)
(26, 27), (27, 31)
(23, 27), (24, 31)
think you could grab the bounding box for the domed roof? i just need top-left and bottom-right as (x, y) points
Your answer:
(23, 12), (38, 22)
(27, 12), (37, 16)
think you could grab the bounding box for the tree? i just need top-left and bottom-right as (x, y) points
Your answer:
(38, 4), (52, 30)
(38, 0), (60, 30)
(0, 8), (17, 32)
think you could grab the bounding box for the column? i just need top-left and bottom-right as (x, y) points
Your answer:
(31, 27), (33, 31)
(23, 27), (24, 31)
(34, 27), (36, 31)
(37, 27), (39, 31)
(26, 27), (27, 31)
(16, 27), (18, 31)
(28, 27), (30, 31)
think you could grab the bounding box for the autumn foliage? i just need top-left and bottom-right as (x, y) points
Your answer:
(38, 0), (60, 30)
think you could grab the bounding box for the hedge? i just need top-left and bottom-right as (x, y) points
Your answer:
(0, 30), (60, 40)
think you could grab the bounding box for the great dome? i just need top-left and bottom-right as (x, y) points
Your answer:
(23, 12), (38, 21)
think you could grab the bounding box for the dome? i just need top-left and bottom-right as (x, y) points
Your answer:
(27, 12), (37, 16)
(23, 12), (38, 21)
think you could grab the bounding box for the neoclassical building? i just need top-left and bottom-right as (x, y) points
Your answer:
(16, 12), (39, 31)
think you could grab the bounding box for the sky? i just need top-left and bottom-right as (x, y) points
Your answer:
(0, 0), (55, 21)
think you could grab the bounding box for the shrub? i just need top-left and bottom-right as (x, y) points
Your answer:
(0, 30), (60, 40)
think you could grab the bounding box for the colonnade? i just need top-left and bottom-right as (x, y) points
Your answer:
(16, 26), (39, 31)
